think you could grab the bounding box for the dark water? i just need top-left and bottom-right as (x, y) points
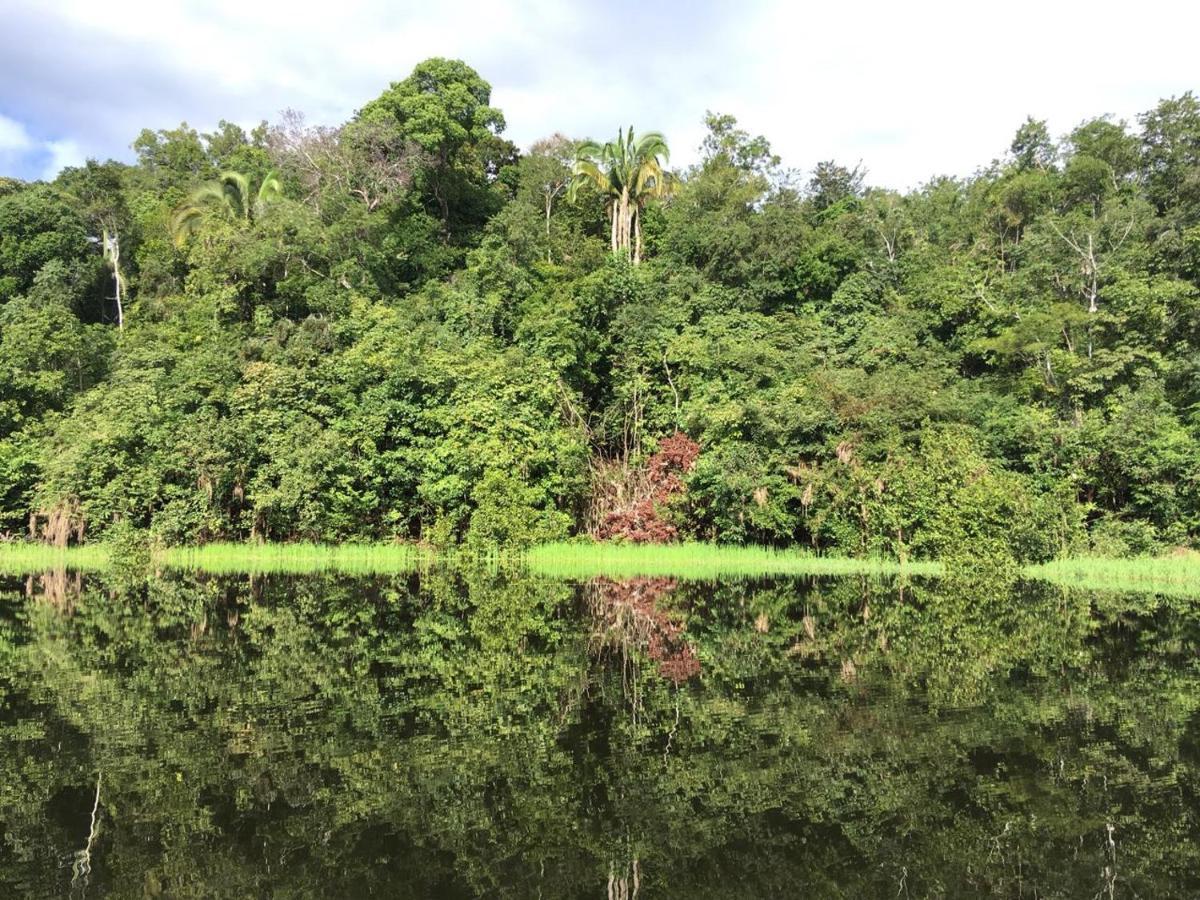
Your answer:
(1, 569), (1198, 898)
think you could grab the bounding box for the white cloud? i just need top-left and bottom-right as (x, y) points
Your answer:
(40, 139), (85, 180)
(0, 113), (33, 152)
(720, 0), (1200, 187)
(0, 114), (87, 181)
(0, 113), (35, 179)
(1, 0), (1198, 186)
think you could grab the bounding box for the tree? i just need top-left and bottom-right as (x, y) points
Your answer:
(569, 127), (674, 264)
(357, 58), (509, 240)
(699, 111), (780, 174)
(661, 113), (801, 292)
(862, 190), (913, 264)
(523, 134), (575, 249)
(0, 183), (93, 303)
(203, 119), (271, 172)
(1068, 117), (1139, 182)
(806, 160), (865, 214)
(1010, 116), (1056, 171)
(101, 228), (124, 329)
(58, 160), (136, 328)
(1139, 92), (1200, 216)
(131, 122), (213, 187)
(170, 170), (283, 246)
(267, 109), (424, 214)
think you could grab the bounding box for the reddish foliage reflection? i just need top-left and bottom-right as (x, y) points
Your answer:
(588, 577), (701, 684)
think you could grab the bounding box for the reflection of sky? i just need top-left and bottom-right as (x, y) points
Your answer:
(2, 0), (1197, 187)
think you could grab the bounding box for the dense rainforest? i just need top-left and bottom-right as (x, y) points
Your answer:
(1, 58), (1198, 561)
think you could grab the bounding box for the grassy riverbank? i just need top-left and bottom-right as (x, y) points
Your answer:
(1026, 554), (1200, 595)
(0, 543), (112, 574)
(158, 542), (439, 574)
(524, 541), (940, 579)
(0, 540), (935, 579)
(2, 541), (1199, 594)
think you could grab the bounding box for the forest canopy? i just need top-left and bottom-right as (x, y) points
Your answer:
(1, 58), (1198, 561)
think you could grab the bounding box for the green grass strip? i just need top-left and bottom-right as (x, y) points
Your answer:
(0, 543), (112, 574)
(156, 542), (438, 574)
(525, 541), (939, 580)
(3, 541), (1198, 595)
(1025, 555), (1200, 596)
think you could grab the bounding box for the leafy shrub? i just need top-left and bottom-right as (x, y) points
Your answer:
(466, 469), (571, 550)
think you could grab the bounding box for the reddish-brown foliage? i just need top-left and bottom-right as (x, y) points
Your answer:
(596, 498), (678, 543)
(596, 432), (700, 543)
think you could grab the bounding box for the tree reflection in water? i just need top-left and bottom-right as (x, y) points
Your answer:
(0, 569), (1199, 897)
(587, 576), (701, 689)
(586, 575), (703, 898)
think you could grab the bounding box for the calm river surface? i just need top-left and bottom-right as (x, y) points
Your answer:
(1, 569), (1197, 897)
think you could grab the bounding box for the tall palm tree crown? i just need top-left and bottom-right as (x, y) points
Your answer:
(568, 127), (673, 264)
(171, 170), (283, 247)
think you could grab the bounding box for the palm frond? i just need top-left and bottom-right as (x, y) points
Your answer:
(634, 131), (670, 165)
(169, 206), (206, 248)
(218, 171), (251, 219)
(258, 170), (283, 201)
(254, 170), (283, 219)
(170, 169), (282, 245)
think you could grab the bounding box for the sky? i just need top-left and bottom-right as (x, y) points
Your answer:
(2, 0), (1198, 188)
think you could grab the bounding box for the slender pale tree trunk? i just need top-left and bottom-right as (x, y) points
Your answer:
(616, 193), (624, 258)
(619, 207), (625, 258)
(618, 187), (632, 261)
(629, 205), (634, 259)
(103, 229), (123, 330)
(622, 195), (628, 256)
(114, 268), (123, 330)
(633, 207), (643, 265)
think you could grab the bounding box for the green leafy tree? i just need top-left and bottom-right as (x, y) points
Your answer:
(0, 183), (94, 303)
(357, 58), (511, 243)
(1009, 116), (1057, 171)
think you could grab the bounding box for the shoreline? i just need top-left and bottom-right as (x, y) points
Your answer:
(2, 541), (1198, 593)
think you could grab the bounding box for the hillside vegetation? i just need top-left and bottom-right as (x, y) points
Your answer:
(2, 59), (1199, 562)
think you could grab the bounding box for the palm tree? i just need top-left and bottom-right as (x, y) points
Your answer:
(171, 170), (282, 246)
(569, 127), (673, 264)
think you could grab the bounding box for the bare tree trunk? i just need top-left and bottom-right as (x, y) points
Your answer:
(623, 198), (628, 256)
(662, 347), (680, 423)
(633, 207), (643, 265)
(114, 267), (123, 331)
(619, 194), (628, 256)
(618, 187), (632, 261)
(1049, 219), (1133, 359)
(620, 204), (625, 259)
(103, 229), (123, 330)
(71, 771), (102, 889)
